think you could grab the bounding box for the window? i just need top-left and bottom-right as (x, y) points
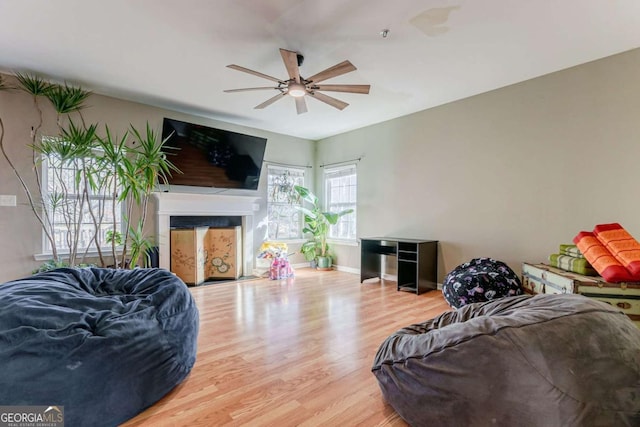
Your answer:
(324, 164), (357, 240)
(266, 165), (305, 240)
(43, 152), (122, 253)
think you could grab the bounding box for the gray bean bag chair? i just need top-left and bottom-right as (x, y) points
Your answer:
(0, 267), (199, 427)
(372, 294), (640, 427)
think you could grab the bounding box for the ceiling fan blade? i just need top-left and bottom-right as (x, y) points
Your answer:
(280, 48), (300, 83)
(313, 84), (370, 94)
(306, 60), (357, 84)
(309, 91), (349, 110)
(295, 97), (308, 115)
(254, 93), (287, 109)
(227, 64), (283, 83)
(224, 87), (280, 93)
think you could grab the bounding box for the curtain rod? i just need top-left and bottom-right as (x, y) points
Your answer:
(263, 160), (313, 169)
(319, 157), (362, 168)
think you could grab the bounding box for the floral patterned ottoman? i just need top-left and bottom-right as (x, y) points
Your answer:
(442, 257), (522, 308)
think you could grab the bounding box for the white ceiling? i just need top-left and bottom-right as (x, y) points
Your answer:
(1, 0), (640, 140)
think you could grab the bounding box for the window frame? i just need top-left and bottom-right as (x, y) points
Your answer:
(40, 150), (124, 257)
(265, 164), (306, 242)
(323, 163), (357, 242)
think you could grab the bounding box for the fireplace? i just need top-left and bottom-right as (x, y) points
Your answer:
(153, 192), (260, 276)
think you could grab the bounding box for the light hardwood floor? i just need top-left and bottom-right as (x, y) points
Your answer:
(122, 268), (450, 426)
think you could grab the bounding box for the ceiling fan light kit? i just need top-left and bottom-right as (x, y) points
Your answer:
(287, 82), (306, 97)
(225, 48), (370, 114)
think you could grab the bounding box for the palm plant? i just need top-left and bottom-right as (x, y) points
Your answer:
(127, 218), (154, 268)
(1, 72), (179, 269)
(95, 125), (129, 267)
(1, 74), (91, 263)
(117, 123), (179, 268)
(90, 123), (179, 269)
(33, 120), (98, 266)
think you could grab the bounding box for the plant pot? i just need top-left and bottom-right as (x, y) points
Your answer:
(316, 256), (332, 271)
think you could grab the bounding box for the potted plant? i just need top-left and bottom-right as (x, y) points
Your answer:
(293, 185), (353, 270)
(0, 73), (178, 270)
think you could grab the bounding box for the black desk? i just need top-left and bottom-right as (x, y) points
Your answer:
(360, 237), (438, 295)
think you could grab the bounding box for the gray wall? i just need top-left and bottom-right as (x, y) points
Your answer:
(2, 47), (640, 283)
(0, 74), (314, 282)
(321, 48), (640, 281)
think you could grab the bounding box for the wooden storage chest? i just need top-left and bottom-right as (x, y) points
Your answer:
(170, 226), (209, 285)
(204, 226), (242, 280)
(522, 262), (640, 326)
(170, 226), (242, 285)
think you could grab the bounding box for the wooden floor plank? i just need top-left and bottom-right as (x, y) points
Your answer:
(122, 268), (450, 426)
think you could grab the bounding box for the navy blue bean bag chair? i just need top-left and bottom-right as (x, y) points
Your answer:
(442, 257), (522, 308)
(372, 294), (640, 427)
(0, 267), (199, 427)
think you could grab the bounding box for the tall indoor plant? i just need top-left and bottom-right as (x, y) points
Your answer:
(96, 122), (179, 268)
(293, 185), (353, 270)
(0, 72), (178, 269)
(117, 123), (179, 268)
(4, 73), (94, 265)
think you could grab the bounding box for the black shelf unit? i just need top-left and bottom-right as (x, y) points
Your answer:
(360, 237), (438, 295)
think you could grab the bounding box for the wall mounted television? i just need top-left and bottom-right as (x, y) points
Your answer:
(161, 118), (268, 190)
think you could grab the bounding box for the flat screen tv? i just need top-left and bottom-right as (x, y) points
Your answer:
(161, 118), (268, 190)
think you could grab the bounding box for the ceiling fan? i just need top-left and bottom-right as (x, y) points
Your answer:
(224, 48), (370, 115)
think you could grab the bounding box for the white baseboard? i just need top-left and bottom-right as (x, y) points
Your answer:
(292, 262), (312, 269)
(291, 263), (358, 275)
(334, 265), (359, 275)
(291, 264), (442, 290)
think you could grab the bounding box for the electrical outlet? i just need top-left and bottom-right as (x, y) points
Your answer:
(0, 195), (17, 207)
